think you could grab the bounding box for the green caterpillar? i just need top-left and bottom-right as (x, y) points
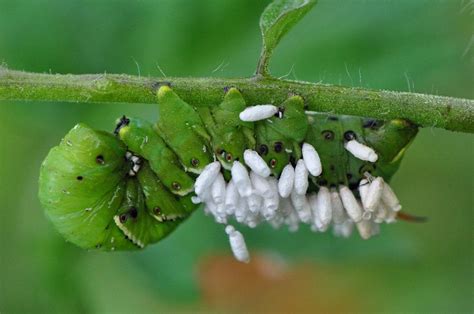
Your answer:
(39, 124), (186, 250)
(39, 86), (418, 250)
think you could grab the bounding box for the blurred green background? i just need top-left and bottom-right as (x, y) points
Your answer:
(0, 0), (473, 313)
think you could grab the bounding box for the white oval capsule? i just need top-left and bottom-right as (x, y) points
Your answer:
(339, 185), (363, 222)
(302, 143), (322, 176)
(356, 219), (373, 240)
(225, 225), (250, 263)
(344, 140), (378, 162)
(381, 181), (402, 212)
(358, 179), (370, 208)
(317, 187), (332, 226)
(290, 190), (312, 223)
(330, 188), (346, 224)
(224, 180), (239, 215)
(294, 159), (309, 195)
(263, 177), (279, 214)
(244, 149), (271, 177)
(211, 173), (226, 205)
(250, 171), (272, 197)
(282, 199), (300, 232)
(194, 161), (221, 196)
(246, 193), (263, 213)
(234, 197), (249, 223)
(231, 161), (252, 197)
(308, 193), (324, 231)
(278, 163), (295, 198)
(239, 104), (278, 122)
(365, 177), (384, 212)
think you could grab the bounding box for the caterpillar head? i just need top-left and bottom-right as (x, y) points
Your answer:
(363, 118), (418, 181)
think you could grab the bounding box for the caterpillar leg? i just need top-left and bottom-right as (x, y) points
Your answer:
(113, 178), (180, 248)
(136, 161), (188, 221)
(116, 116), (195, 196)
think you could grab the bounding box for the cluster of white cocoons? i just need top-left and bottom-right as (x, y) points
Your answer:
(192, 105), (403, 262)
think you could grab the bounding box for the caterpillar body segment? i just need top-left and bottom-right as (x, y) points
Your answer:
(305, 114), (349, 187)
(253, 95), (307, 176)
(113, 178), (180, 248)
(255, 122), (293, 176)
(197, 88), (255, 169)
(136, 162), (188, 222)
(155, 85), (213, 174)
(117, 116), (194, 196)
(265, 95), (308, 142)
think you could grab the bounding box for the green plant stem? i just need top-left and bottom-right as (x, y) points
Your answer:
(0, 68), (473, 133)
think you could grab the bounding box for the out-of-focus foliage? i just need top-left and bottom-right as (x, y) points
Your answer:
(0, 0), (472, 313)
(258, 0), (317, 74)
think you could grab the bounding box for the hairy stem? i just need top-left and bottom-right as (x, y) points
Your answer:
(0, 68), (473, 133)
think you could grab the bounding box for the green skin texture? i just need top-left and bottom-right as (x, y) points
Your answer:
(255, 95), (307, 175)
(155, 85), (213, 174)
(39, 124), (183, 251)
(197, 87), (255, 170)
(305, 115), (418, 191)
(136, 162), (188, 221)
(113, 178), (180, 249)
(39, 124), (135, 250)
(118, 117), (195, 196)
(39, 87), (418, 252)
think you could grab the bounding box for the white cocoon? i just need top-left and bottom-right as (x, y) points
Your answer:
(330, 189), (346, 224)
(317, 187), (332, 225)
(344, 140), (378, 162)
(339, 185), (363, 222)
(365, 177), (384, 212)
(211, 173), (226, 205)
(231, 161), (252, 197)
(381, 180), (402, 212)
(244, 149), (271, 177)
(278, 163), (295, 198)
(250, 171), (273, 197)
(225, 225), (250, 263)
(294, 159), (309, 195)
(194, 161), (221, 195)
(239, 104), (278, 122)
(224, 180), (240, 215)
(302, 143), (322, 176)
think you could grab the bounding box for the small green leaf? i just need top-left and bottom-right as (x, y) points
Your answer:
(257, 0), (317, 76)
